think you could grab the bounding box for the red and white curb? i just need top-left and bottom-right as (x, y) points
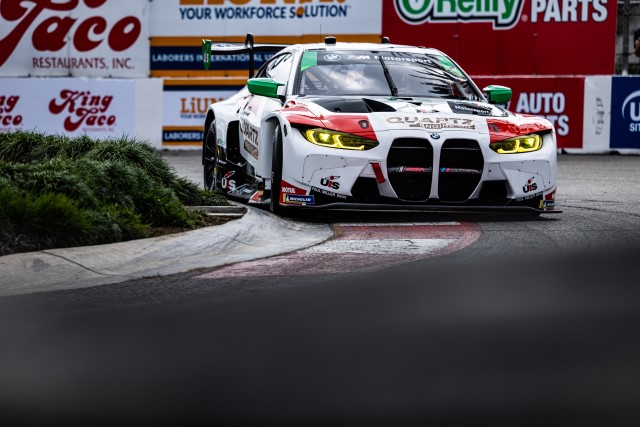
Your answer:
(194, 221), (481, 280)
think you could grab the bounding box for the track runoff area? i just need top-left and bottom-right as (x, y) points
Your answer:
(196, 221), (481, 280)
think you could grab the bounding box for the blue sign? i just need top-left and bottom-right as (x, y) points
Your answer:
(283, 194), (315, 205)
(163, 129), (203, 144)
(610, 76), (640, 149)
(150, 46), (274, 72)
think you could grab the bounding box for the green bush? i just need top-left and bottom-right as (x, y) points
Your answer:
(0, 131), (227, 256)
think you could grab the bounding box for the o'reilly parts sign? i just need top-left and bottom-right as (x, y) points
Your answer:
(394, 0), (525, 29)
(394, 0), (609, 29)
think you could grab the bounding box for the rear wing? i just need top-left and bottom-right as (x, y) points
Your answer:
(202, 33), (289, 78)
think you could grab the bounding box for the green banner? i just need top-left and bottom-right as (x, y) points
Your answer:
(202, 39), (212, 70)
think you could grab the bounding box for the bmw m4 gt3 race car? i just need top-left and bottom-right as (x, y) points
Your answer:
(201, 35), (558, 215)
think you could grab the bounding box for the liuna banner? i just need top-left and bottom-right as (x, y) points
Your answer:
(162, 78), (245, 147)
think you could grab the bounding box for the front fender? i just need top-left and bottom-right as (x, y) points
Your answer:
(257, 113), (287, 184)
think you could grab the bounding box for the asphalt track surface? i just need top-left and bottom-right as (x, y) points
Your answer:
(2, 154), (640, 426)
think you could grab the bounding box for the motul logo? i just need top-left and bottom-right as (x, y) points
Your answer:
(49, 90), (115, 132)
(0, 0), (142, 68)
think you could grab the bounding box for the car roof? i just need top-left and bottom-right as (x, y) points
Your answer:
(282, 42), (446, 57)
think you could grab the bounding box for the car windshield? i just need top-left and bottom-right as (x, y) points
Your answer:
(297, 50), (481, 101)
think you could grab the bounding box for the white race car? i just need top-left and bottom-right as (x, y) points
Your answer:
(202, 35), (558, 215)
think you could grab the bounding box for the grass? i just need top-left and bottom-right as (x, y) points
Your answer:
(0, 131), (227, 256)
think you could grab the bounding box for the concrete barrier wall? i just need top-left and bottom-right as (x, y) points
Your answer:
(1, 1), (632, 153)
(2, 75), (637, 154)
(158, 75), (640, 153)
(161, 75), (639, 153)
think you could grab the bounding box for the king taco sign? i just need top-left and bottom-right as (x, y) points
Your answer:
(394, 0), (525, 29)
(49, 90), (116, 132)
(0, 0), (148, 77)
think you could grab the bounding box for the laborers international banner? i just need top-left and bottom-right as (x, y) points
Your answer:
(152, 0), (381, 36)
(149, 0), (383, 77)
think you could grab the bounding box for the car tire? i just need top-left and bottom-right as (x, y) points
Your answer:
(203, 124), (217, 191)
(270, 124), (284, 214)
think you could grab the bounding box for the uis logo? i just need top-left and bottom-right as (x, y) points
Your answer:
(320, 175), (340, 190)
(49, 90), (115, 132)
(622, 90), (640, 133)
(0, 95), (23, 127)
(0, 0), (142, 68)
(221, 170), (236, 191)
(522, 176), (538, 193)
(394, 0), (525, 30)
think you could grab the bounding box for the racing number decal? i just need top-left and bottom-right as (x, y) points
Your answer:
(240, 119), (259, 158)
(240, 96), (266, 159)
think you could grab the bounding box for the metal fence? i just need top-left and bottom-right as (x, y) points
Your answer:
(617, 0), (640, 74)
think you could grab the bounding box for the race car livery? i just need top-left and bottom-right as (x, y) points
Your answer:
(202, 36), (558, 215)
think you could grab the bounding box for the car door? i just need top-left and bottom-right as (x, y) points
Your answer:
(239, 52), (294, 168)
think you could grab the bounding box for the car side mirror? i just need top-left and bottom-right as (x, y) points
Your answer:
(483, 85), (512, 104)
(247, 78), (285, 100)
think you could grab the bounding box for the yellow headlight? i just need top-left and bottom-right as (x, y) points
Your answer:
(490, 134), (542, 154)
(303, 128), (378, 151)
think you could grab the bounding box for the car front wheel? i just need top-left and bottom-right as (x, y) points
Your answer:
(270, 124), (284, 214)
(203, 124), (217, 191)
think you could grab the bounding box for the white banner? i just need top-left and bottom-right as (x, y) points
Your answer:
(0, 78), (162, 147)
(0, 0), (150, 78)
(151, 0), (382, 37)
(162, 81), (244, 148)
(581, 76), (612, 154)
(164, 89), (238, 128)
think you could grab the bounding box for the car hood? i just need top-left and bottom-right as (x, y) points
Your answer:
(281, 96), (553, 141)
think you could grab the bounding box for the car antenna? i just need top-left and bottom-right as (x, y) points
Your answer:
(245, 33), (255, 78)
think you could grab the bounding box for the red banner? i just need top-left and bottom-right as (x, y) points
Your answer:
(473, 76), (585, 149)
(383, 0), (616, 76)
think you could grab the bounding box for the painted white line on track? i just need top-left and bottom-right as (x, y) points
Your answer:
(302, 239), (452, 255)
(335, 222), (460, 227)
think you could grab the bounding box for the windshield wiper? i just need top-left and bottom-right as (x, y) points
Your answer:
(377, 56), (398, 97)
